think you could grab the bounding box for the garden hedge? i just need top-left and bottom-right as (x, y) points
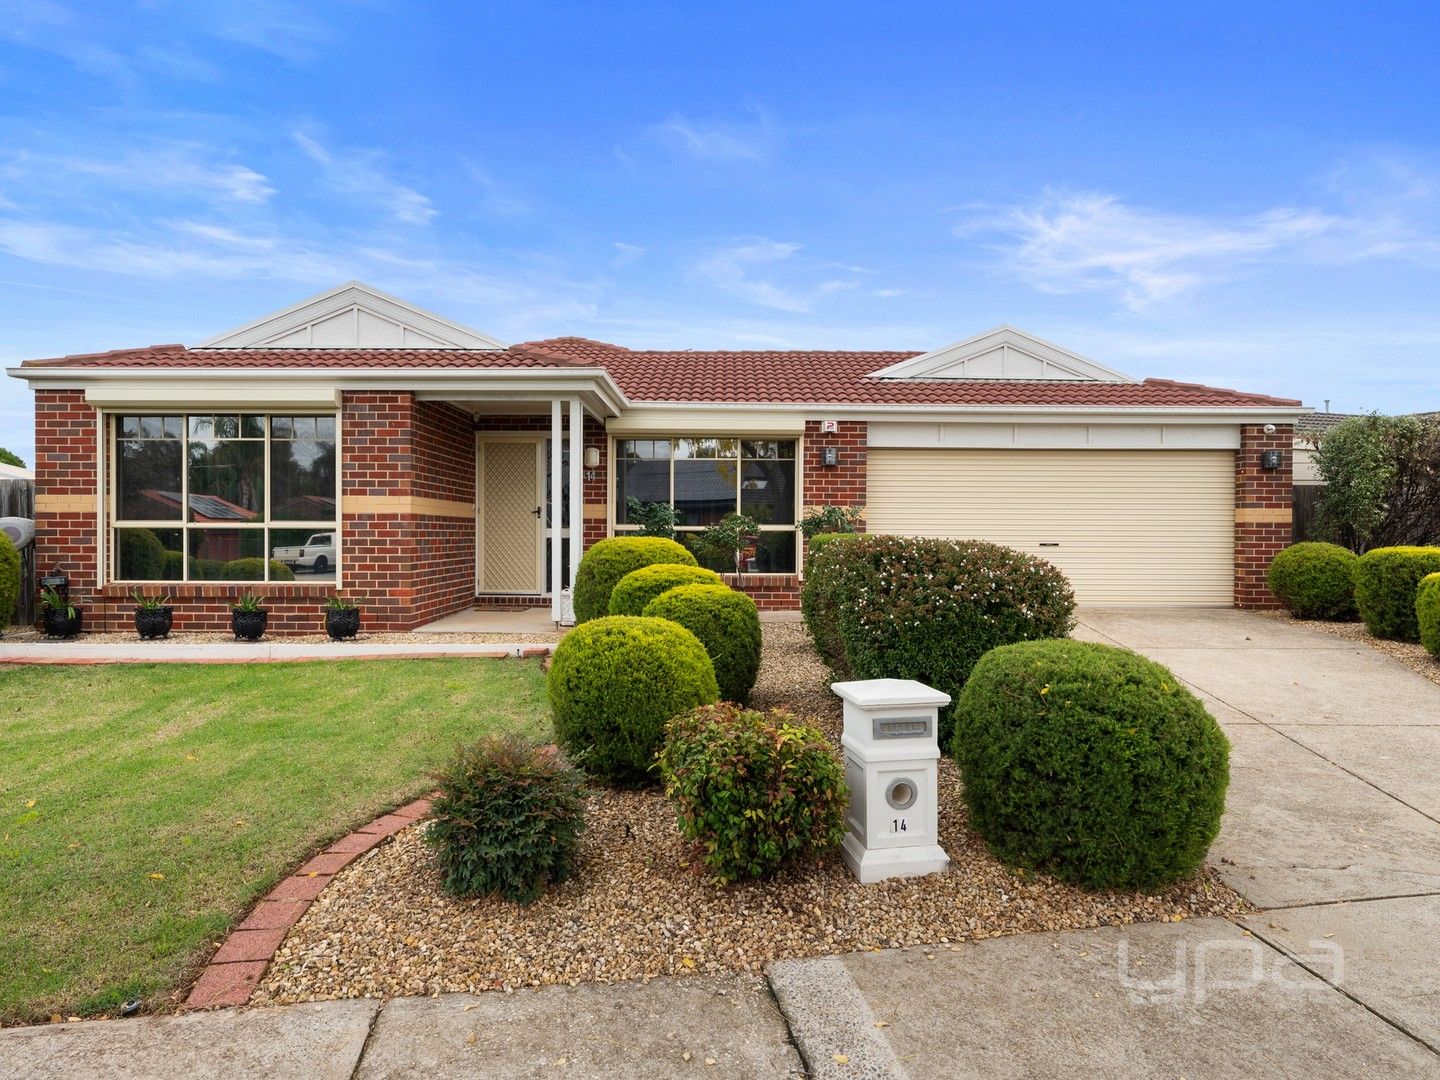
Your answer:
(0, 532), (19, 630)
(658, 703), (846, 882)
(644, 583), (762, 704)
(161, 550), (202, 581)
(1352, 546), (1440, 641)
(953, 639), (1229, 891)
(117, 529), (167, 582)
(1418, 573), (1440, 658)
(572, 537), (697, 623)
(547, 615), (718, 784)
(802, 534), (1076, 744)
(217, 557), (296, 582)
(1266, 541), (1358, 620)
(608, 562), (723, 616)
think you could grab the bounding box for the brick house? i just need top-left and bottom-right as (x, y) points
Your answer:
(8, 282), (1302, 633)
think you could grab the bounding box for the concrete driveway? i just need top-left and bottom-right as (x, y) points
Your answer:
(1077, 609), (1440, 1052)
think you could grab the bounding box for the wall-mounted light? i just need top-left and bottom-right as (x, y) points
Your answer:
(583, 446), (600, 469)
(822, 446), (840, 467)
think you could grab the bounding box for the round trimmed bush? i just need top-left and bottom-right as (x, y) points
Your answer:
(217, 557), (296, 582)
(548, 615), (718, 784)
(425, 734), (586, 904)
(197, 558), (225, 581)
(0, 532), (19, 631)
(1353, 546), (1440, 642)
(161, 549), (202, 581)
(572, 537), (697, 623)
(608, 563), (723, 616)
(953, 639), (1229, 891)
(1267, 542), (1358, 620)
(644, 583), (762, 704)
(117, 529), (167, 581)
(1418, 573), (1440, 658)
(658, 703), (847, 882)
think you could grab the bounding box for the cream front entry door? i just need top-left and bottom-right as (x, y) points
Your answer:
(477, 439), (543, 593)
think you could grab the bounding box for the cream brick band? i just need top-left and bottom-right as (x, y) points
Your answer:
(1234, 507), (1293, 524)
(35, 494), (97, 514)
(343, 495), (476, 519)
(583, 502), (607, 521)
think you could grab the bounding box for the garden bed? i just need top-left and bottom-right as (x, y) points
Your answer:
(253, 622), (1243, 1006)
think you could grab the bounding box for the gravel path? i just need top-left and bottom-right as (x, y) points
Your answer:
(1257, 610), (1440, 689)
(253, 622), (1244, 1006)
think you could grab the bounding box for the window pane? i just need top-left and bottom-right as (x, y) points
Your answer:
(674, 458), (737, 526)
(188, 435), (263, 522)
(271, 416), (294, 438)
(741, 440), (795, 460)
(116, 438), (183, 520)
(544, 442), (571, 530)
(616, 454), (671, 524)
(115, 528), (183, 581)
(270, 527), (336, 581)
(751, 531), (798, 573)
(271, 426), (337, 521)
(675, 437), (737, 460)
(316, 416), (336, 440)
(677, 532), (732, 574)
(188, 529), (265, 581)
(741, 459), (796, 525)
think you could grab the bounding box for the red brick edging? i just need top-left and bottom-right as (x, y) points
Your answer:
(183, 795), (435, 1010)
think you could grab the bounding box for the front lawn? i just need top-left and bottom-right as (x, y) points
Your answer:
(0, 658), (548, 1025)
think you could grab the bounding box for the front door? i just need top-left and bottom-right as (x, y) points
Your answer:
(477, 438), (543, 593)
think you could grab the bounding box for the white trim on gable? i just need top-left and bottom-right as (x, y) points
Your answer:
(196, 281), (507, 350)
(867, 326), (1136, 383)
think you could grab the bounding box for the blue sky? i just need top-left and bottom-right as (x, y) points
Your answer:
(3, 1), (1439, 463)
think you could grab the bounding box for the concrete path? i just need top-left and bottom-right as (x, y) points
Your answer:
(1, 977), (802, 1080)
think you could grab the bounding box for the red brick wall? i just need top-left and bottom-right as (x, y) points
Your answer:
(1235, 424), (1293, 609)
(33, 390), (99, 605)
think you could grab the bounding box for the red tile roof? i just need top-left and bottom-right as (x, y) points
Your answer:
(19, 338), (1301, 409)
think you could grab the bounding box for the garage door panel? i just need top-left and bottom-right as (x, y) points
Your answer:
(866, 449), (1234, 606)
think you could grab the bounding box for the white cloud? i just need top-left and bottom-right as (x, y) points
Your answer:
(611, 242), (646, 267)
(293, 131), (437, 226)
(4, 146), (275, 204)
(646, 111), (775, 163)
(692, 239), (870, 313)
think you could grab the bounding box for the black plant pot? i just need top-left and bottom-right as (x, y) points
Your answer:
(134, 606), (174, 640)
(231, 608), (269, 642)
(42, 607), (83, 639)
(325, 607), (361, 641)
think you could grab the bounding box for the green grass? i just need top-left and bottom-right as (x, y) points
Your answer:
(0, 658), (550, 1024)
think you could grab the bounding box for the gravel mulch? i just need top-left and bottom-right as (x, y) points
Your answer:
(1257, 610), (1440, 689)
(253, 621), (1243, 1006)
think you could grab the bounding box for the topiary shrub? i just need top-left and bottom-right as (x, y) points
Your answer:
(1417, 573), (1440, 658)
(116, 529), (167, 581)
(644, 583), (762, 704)
(807, 535), (1076, 745)
(1353, 546), (1440, 641)
(608, 562), (723, 616)
(217, 557), (296, 582)
(548, 615), (718, 784)
(161, 549), (202, 581)
(572, 537), (697, 623)
(197, 558), (225, 581)
(0, 532), (19, 631)
(425, 734), (586, 904)
(658, 702), (847, 882)
(953, 639), (1229, 891)
(1266, 541), (1358, 619)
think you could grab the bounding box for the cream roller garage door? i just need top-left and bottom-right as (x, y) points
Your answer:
(865, 449), (1234, 605)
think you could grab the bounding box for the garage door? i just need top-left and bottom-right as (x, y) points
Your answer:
(865, 449), (1234, 605)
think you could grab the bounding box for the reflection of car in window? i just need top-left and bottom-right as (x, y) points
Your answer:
(273, 532), (336, 574)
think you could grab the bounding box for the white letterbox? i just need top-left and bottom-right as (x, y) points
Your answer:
(833, 678), (951, 884)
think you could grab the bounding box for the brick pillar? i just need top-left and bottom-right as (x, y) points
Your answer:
(582, 414), (608, 551)
(800, 418), (868, 562)
(1235, 424), (1293, 609)
(32, 390), (100, 617)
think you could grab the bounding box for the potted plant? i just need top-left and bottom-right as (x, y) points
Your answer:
(230, 592), (268, 641)
(131, 591), (174, 640)
(40, 586), (83, 639)
(324, 594), (361, 641)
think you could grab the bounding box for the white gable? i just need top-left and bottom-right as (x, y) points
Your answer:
(196, 281), (506, 350)
(868, 326), (1135, 383)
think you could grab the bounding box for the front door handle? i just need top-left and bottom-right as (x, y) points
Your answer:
(532, 506), (543, 518)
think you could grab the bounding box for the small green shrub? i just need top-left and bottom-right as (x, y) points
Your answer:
(161, 549), (202, 581)
(1353, 546), (1440, 641)
(799, 505), (863, 537)
(0, 532), (19, 630)
(805, 535), (1076, 745)
(1417, 573), (1440, 658)
(197, 558), (225, 580)
(572, 537), (697, 623)
(624, 497), (679, 539)
(1266, 542), (1358, 619)
(608, 563), (723, 616)
(425, 735), (586, 904)
(953, 639), (1229, 891)
(658, 703), (847, 882)
(644, 583), (762, 704)
(548, 615), (718, 784)
(117, 529), (167, 581)
(217, 557), (296, 582)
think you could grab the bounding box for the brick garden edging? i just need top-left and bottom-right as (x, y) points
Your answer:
(183, 795), (435, 1010)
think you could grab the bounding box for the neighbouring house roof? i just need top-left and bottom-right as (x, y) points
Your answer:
(1296, 412), (1361, 436)
(142, 490), (258, 521)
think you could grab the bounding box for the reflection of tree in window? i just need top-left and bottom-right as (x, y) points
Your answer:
(271, 416), (337, 521)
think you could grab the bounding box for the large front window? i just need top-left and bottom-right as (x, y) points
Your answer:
(110, 413), (338, 582)
(614, 437), (798, 573)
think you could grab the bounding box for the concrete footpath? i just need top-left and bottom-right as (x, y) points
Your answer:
(4, 610), (1438, 1078)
